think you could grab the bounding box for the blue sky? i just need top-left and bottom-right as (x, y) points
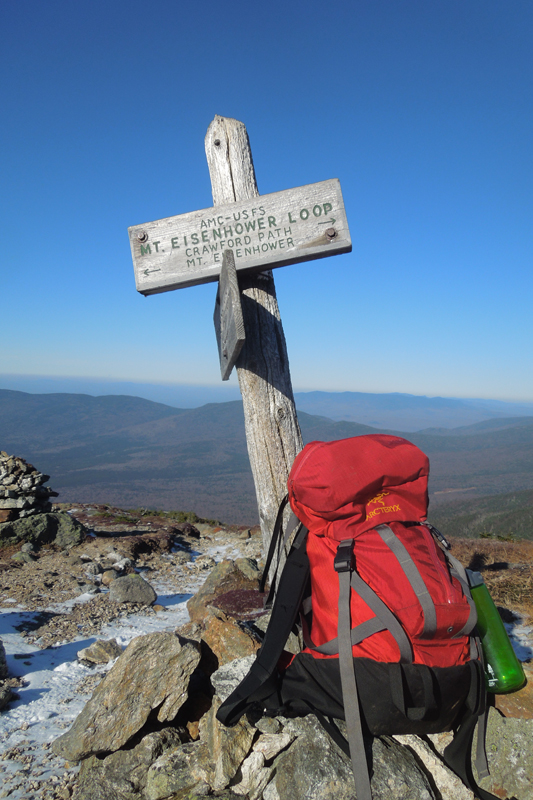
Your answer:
(2, 0), (532, 402)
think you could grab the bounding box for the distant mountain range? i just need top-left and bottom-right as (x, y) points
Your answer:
(293, 391), (533, 432)
(2, 376), (532, 432)
(1, 389), (533, 529)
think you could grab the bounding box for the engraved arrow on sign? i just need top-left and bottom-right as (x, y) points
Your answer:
(143, 268), (162, 276)
(129, 178), (351, 295)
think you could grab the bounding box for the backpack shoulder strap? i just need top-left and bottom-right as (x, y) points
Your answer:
(259, 495), (302, 600)
(334, 539), (373, 800)
(216, 523), (309, 727)
(259, 495), (289, 594)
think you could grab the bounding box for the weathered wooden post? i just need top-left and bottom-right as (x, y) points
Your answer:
(127, 115), (351, 555)
(205, 116), (303, 552)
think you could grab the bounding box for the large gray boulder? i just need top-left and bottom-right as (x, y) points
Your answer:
(53, 632), (200, 762)
(108, 573), (157, 605)
(194, 656), (437, 799)
(263, 716), (436, 800)
(477, 708), (533, 800)
(144, 741), (211, 800)
(0, 512), (87, 549)
(187, 559), (261, 624)
(198, 696), (256, 791)
(74, 729), (185, 800)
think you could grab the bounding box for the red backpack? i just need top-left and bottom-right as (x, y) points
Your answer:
(218, 435), (498, 800)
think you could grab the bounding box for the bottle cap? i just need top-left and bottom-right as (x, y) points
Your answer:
(466, 569), (484, 588)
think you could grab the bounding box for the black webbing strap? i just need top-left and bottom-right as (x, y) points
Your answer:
(260, 497), (303, 610)
(216, 528), (310, 727)
(260, 495), (290, 594)
(335, 539), (374, 800)
(442, 660), (500, 800)
(471, 633), (490, 780)
(389, 663), (437, 721)
(375, 524), (437, 639)
(313, 710), (351, 757)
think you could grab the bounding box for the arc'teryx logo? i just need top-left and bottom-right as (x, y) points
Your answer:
(367, 491), (390, 506)
(367, 491), (401, 519)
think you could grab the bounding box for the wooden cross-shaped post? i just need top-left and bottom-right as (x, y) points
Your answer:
(206, 116), (304, 554)
(128, 115), (351, 555)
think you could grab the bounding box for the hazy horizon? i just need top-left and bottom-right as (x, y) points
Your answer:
(2, 373), (533, 410)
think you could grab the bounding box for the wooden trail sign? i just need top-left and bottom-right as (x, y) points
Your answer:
(129, 178), (351, 295)
(128, 114), (352, 557)
(214, 250), (245, 381)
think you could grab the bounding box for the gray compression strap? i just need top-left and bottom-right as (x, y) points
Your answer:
(475, 709), (490, 779)
(302, 596), (312, 615)
(446, 553), (478, 637)
(281, 512), (302, 550)
(447, 549), (469, 584)
(303, 616), (387, 655)
(335, 540), (373, 800)
(350, 570), (413, 664)
(376, 524), (437, 639)
(292, 523), (309, 550)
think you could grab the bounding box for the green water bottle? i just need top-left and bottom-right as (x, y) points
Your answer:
(467, 570), (526, 694)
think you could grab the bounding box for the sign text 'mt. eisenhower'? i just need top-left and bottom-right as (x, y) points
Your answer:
(129, 178), (352, 292)
(138, 201), (335, 268)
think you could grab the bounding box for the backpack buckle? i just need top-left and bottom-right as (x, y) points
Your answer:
(334, 539), (354, 573)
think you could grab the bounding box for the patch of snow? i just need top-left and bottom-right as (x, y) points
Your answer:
(0, 579), (196, 799)
(505, 618), (533, 662)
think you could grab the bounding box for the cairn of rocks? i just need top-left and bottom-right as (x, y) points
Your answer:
(0, 451), (58, 522)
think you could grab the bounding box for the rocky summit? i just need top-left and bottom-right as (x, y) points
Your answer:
(52, 525), (533, 800)
(0, 494), (532, 800)
(55, 633), (533, 800)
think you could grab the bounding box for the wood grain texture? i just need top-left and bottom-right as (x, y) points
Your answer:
(214, 250), (245, 381)
(205, 115), (303, 557)
(128, 179), (351, 295)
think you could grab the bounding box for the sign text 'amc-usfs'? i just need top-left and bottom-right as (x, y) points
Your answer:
(129, 178), (351, 295)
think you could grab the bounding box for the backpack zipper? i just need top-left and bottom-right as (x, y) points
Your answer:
(421, 526), (457, 606)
